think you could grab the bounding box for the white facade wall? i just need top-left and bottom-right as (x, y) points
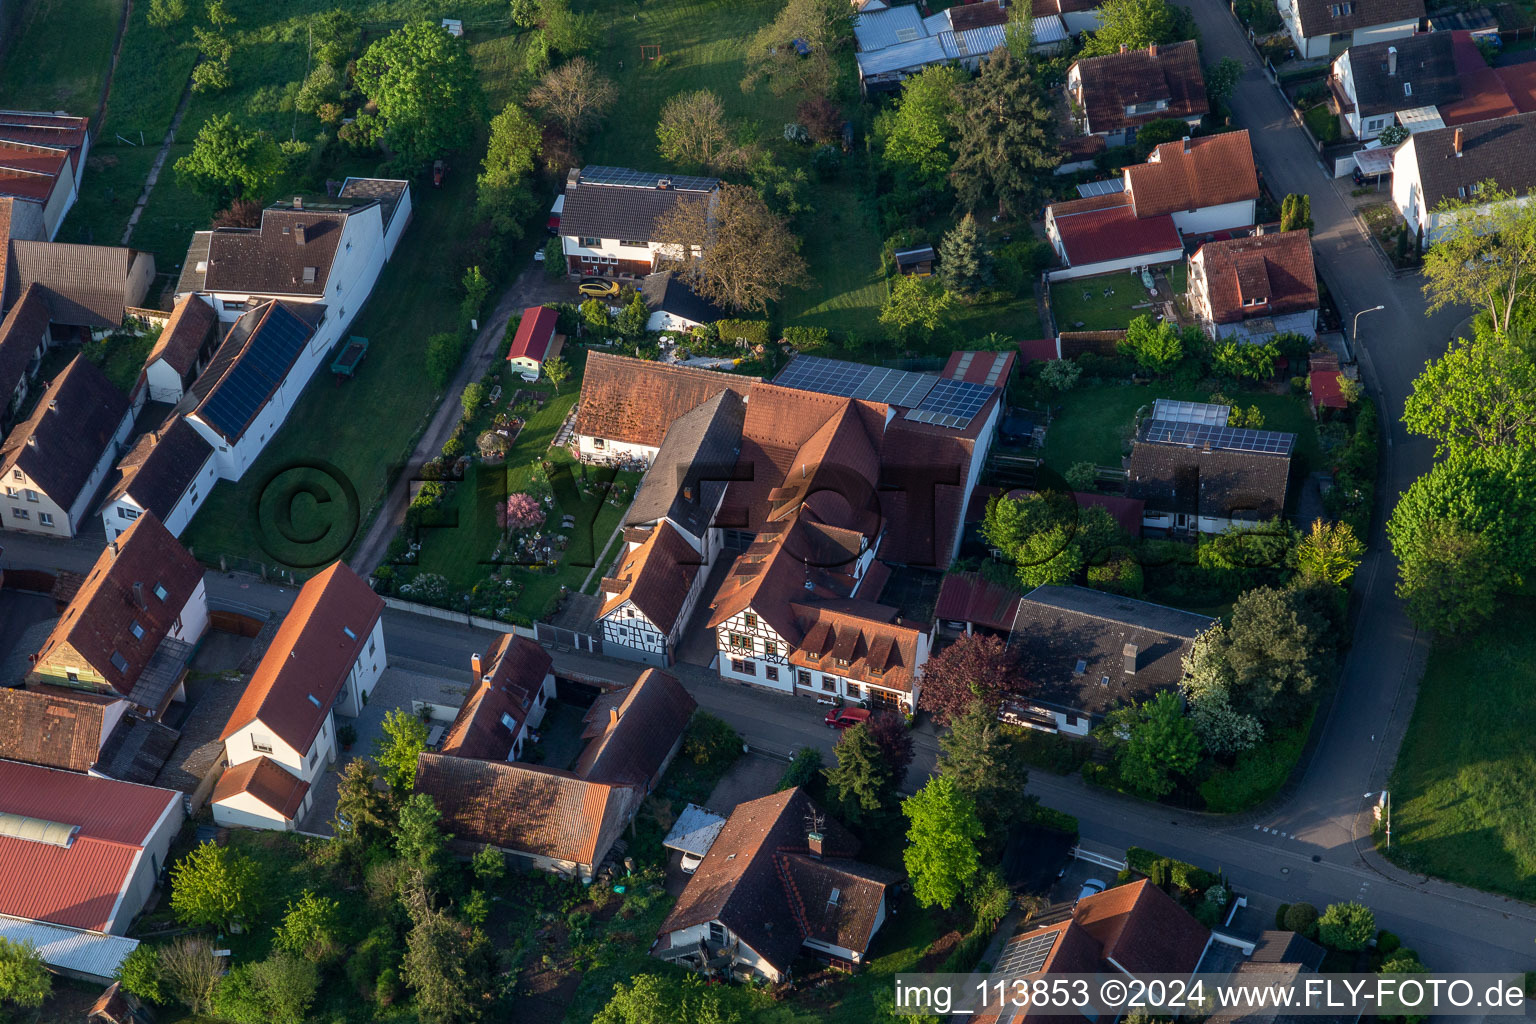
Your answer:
(336, 616), (387, 717)
(173, 578), (211, 647)
(2, 466), (71, 537)
(380, 186), (413, 254)
(664, 923), (784, 981)
(561, 235), (662, 273)
(102, 450), (216, 542)
(107, 795), (184, 934)
(646, 309), (707, 333)
(716, 610), (795, 692)
(1169, 199), (1256, 236)
(576, 433), (659, 464)
(1045, 246), (1185, 281)
(143, 359), (189, 404)
(224, 713), (336, 787)
(212, 786), (312, 831)
(39, 167), (76, 242)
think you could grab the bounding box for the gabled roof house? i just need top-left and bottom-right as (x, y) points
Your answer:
(1391, 112), (1536, 241)
(0, 355), (133, 538)
(0, 684), (179, 784)
(1187, 230), (1318, 342)
(656, 788), (902, 981)
(0, 111), (90, 240)
(559, 166), (719, 279)
(1066, 41), (1208, 149)
(440, 635), (555, 762)
(506, 305), (561, 381)
(1279, 0), (1421, 60)
(573, 351), (758, 464)
(139, 294), (220, 404)
(0, 281), (51, 429)
(99, 415), (217, 542)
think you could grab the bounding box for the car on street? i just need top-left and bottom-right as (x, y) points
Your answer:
(1076, 879), (1106, 905)
(825, 706), (871, 730)
(578, 279), (620, 298)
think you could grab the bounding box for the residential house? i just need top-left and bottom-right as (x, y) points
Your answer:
(1004, 584), (1214, 734)
(986, 879), (1211, 1021)
(1278, 0), (1421, 60)
(0, 111), (90, 240)
(0, 760), (182, 982)
(1065, 41), (1208, 149)
(506, 305), (561, 381)
(181, 299), (325, 481)
(214, 561), (385, 830)
(3, 239), (155, 339)
(640, 270), (726, 332)
(1046, 131), (1261, 279)
(855, 1), (1064, 92)
(1391, 112), (1536, 241)
(573, 351), (758, 464)
(27, 511), (209, 717)
(558, 166), (720, 278)
(0, 356), (132, 538)
(1210, 932), (1349, 1024)
(414, 668), (696, 882)
(0, 281), (50, 429)
(440, 635), (555, 761)
(139, 295), (220, 404)
(100, 416), (217, 542)
(598, 389), (745, 665)
(0, 684), (178, 783)
(934, 571), (1022, 636)
(1127, 399), (1296, 533)
(1187, 230), (1318, 342)
(655, 788), (902, 981)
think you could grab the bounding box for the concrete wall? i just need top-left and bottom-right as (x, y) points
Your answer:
(1170, 199), (1256, 236)
(108, 795), (185, 934)
(1046, 246), (1185, 281)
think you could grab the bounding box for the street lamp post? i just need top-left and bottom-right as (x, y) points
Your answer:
(1353, 304), (1386, 344)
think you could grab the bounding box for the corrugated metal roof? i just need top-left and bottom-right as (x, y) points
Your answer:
(1032, 14), (1069, 44)
(854, 4), (926, 51)
(857, 35), (950, 76)
(0, 915), (139, 981)
(662, 803), (727, 856)
(947, 23), (1008, 57)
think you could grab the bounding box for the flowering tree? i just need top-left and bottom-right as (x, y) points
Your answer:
(505, 493), (545, 530)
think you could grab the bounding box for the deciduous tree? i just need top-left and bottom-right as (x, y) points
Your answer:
(1183, 585), (1337, 725)
(742, 0), (853, 97)
(170, 841), (258, 931)
(656, 89), (732, 170)
(1118, 314), (1188, 374)
(1101, 690), (1201, 797)
(879, 274), (953, 342)
(538, 0), (593, 56)
(375, 708), (430, 792)
(1317, 901), (1375, 951)
(1403, 327), (1536, 457)
(0, 937), (48, 1010)
(1080, 0), (1194, 57)
(938, 701), (1031, 837)
(115, 943), (167, 1004)
(902, 776), (984, 909)
(1206, 57), (1243, 105)
(354, 21), (483, 168)
(160, 937), (219, 1015)
(273, 890), (343, 964)
(951, 47), (1058, 217)
(394, 792), (451, 870)
(147, 0), (188, 30)
(1422, 183), (1536, 336)
(543, 353), (571, 391)
(1296, 519), (1364, 585)
(211, 953), (320, 1024)
(174, 113), (282, 204)
(919, 633), (1018, 726)
(530, 56), (617, 141)
(877, 64), (965, 188)
(982, 491), (1123, 588)
(652, 183), (808, 312)
(867, 711), (916, 788)
(477, 103), (542, 235)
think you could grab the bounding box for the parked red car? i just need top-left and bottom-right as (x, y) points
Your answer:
(825, 707), (871, 730)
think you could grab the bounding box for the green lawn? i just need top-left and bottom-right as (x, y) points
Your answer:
(1385, 600), (1536, 900)
(1039, 381), (1321, 474)
(0, 0), (122, 114)
(1050, 266), (1187, 333)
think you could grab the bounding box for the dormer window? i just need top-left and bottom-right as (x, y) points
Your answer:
(153, 583), (168, 601)
(110, 652), (129, 673)
(130, 621), (145, 640)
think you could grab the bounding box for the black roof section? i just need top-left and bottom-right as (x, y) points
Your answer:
(640, 270), (728, 326)
(189, 300), (321, 442)
(559, 166), (718, 244)
(624, 388), (746, 540)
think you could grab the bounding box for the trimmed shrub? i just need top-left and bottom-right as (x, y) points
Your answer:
(1283, 901), (1320, 938)
(715, 319), (770, 349)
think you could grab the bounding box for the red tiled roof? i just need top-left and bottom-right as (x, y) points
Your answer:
(220, 562), (383, 753)
(145, 295), (218, 377)
(1017, 337), (1060, 362)
(935, 571), (1021, 631)
(212, 755), (310, 820)
(1191, 230), (1317, 325)
(787, 602), (924, 691)
(0, 111), (88, 166)
(1074, 878), (1210, 974)
(440, 634), (552, 760)
(1126, 131), (1260, 218)
(0, 685), (119, 772)
(0, 760), (179, 931)
(943, 349), (1017, 387)
(507, 305), (558, 365)
(1494, 61), (1536, 114)
(30, 512), (203, 700)
(1049, 193), (1182, 267)
(598, 520), (702, 634)
(1310, 369), (1347, 409)
(575, 352), (758, 449)
(0, 142), (67, 203)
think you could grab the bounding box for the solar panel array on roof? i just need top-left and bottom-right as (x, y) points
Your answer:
(773, 355), (938, 408)
(1151, 399), (1230, 426)
(905, 377), (995, 429)
(1141, 419), (1296, 455)
(996, 928), (1060, 976)
(579, 166), (718, 193)
(197, 303), (314, 440)
(1076, 178), (1127, 199)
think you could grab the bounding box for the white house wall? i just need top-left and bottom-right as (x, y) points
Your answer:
(1352, 19), (1417, 46)
(1046, 246), (1185, 281)
(107, 796), (183, 934)
(223, 714), (335, 786)
(102, 449), (216, 541)
(212, 788), (309, 831)
(1170, 199), (1256, 235)
(39, 168), (76, 242)
(173, 579), (211, 647)
(336, 616), (386, 717)
(576, 434), (658, 465)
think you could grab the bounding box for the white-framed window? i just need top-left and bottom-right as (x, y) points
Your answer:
(23, 489), (36, 502)
(580, 236), (599, 247)
(37, 512), (53, 527)
(3, 487), (15, 498)
(118, 506), (140, 520)
(251, 733), (274, 754)
(11, 507), (28, 520)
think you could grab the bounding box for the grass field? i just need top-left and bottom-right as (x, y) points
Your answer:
(0, 0), (122, 114)
(1039, 382), (1321, 473)
(1385, 600), (1536, 900)
(1050, 267), (1187, 333)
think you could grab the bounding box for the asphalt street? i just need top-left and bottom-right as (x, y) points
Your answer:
(2, 0), (1530, 981)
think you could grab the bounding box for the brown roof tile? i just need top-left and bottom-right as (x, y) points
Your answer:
(29, 512), (203, 698)
(1291, 0), (1422, 39)
(5, 240), (149, 328)
(1070, 41), (1208, 136)
(1403, 112), (1536, 210)
(0, 111), (89, 168)
(1126, 131), (1260, 218)
(787, 602), (924, 691)
(202, 207), (350, 296)
(220, 562), (383, 753)
(414, 752), (639, 867)
(1074, 878), (1211, 974)
(0, 142), (67, 203)
(212, 755), (311, 820)
(145, 295), (219, 377)
(572, 668), (696, 786)
(935, 571), (1021, 631)
(1192, 230), (1317, 324)
(575, 352), (758, 449)
(0, 684), (118, 771)
(440, 635), (552, 760)
(598, 521), (703, 634)
(0, 355), (127, 511)
(103, 415), (213, 520)
(1127, 439), (1292, 521)
(0, 282), (50, 410)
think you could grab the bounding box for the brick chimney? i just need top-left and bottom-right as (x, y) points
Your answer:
(609, 706), (620, 729)
(1387, 45), (1398, 76)
(807, 830), (824, 859)
(109, 539), (119, 557)
(294, 223), (307, 245)
(1118, 43), (1128, 53)
(471, 653), (483, 687)
(293, 196), (303, 210)
(1148, 43), (1159, 57)
(1123, 642), (1139, 675)
(1453, 127), (1464, 157)
(133, 582), (147, 610)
